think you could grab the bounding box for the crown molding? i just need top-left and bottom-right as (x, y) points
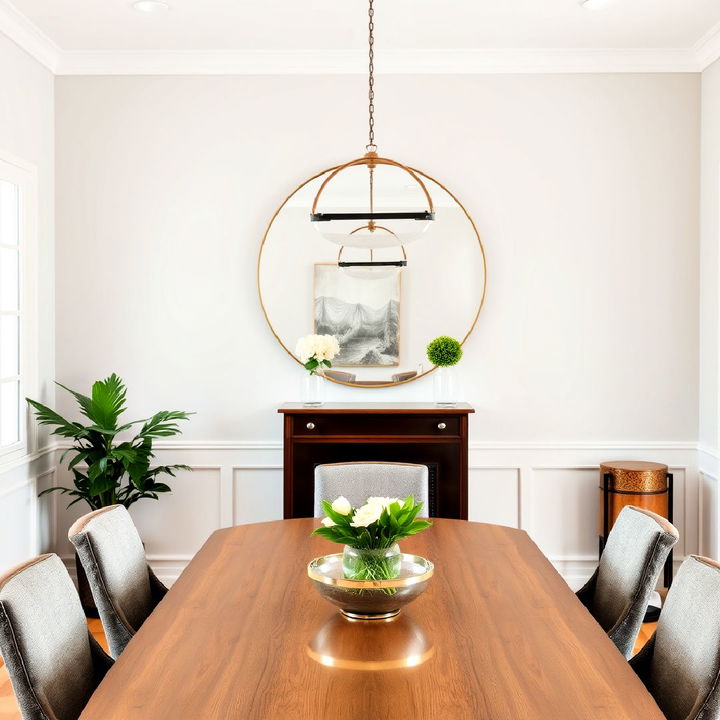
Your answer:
(0, 0), (59, 72)
(1, 0), (718, 77)
(0, 0), (709, 78)
(694, 20), (720, 71)
(53, 47), (701, 76)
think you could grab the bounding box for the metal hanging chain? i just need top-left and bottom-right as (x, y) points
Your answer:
(366, 0), (377, 153)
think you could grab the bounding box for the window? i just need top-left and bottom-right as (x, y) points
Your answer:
(0, 155), (37, 459)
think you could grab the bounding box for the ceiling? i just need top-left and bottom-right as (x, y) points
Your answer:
(2, 0), (720, 75)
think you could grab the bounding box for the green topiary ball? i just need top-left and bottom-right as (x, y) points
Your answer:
(426, 336), (463, 367)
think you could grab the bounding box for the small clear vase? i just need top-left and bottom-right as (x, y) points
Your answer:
(302, 372), (324, 407)
(433, 366), (457, 407)
(343, 544), (402, 582)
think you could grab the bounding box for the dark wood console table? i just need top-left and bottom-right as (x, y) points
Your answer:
(278, 403), (474, 519)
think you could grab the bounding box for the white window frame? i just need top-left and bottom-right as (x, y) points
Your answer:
(0, 150), (38, 464)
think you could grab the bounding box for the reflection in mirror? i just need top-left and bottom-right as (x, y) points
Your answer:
(258, 166), (486, 388)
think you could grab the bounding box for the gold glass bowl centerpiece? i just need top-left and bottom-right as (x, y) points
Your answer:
(308, 552), (433, 620)
(307, 495), (433, 620)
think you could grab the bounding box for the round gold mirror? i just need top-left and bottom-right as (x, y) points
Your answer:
(257, 162), (487, 388)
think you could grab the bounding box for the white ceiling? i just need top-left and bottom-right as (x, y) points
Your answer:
(2, 0), (720, 74)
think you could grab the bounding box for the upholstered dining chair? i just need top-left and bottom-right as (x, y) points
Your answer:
(0, 553), (113, 720)
(576, 505), (678, 659)
(69, 504), (167, 658)
(630, 555), (720, 720)
(313, 462), (429, 517)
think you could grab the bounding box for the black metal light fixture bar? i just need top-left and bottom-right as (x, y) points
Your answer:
(310, 211), (435, 222)
(338, 260), (407, 268)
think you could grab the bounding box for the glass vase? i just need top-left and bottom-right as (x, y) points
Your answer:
(342, 544), (402, 582)
(433, 366), (457, 407)
(302, 372), (324, 407)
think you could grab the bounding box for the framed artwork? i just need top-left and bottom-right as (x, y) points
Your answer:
(313, 264), (400, 366)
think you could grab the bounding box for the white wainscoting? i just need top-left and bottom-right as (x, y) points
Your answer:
(0, 448), (56, 572)
(42, 440), (701, 590)
(699, 446), (720, 561)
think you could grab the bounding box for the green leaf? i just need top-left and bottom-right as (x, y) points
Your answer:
(404, 520), (433, 536)
(319, 500), (353, 527)
(54, 382), (95, 422)
(150, 483), (172, 493)
(26, 399), (86, 439)
(89, 373), (127, 430)
(87, 471), (118, 497)
(137, 410), (192, 439)
(67, 451), (91, 471)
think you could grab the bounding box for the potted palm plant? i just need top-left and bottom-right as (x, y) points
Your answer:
(27, 373), (192, 613)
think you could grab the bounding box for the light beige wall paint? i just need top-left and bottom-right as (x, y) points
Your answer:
(701, 58), (720, 452)
(54, 73), (700, 443)
(699, 58), (720, 559)
(50, 72), (701, 582)
(0, 34), (55, 569)
(0, 34), (55, 413)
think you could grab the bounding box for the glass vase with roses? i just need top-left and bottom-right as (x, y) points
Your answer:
(312, 495), (431, 590)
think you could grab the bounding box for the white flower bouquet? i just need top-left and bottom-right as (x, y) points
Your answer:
(295, 334), (340, 375)
(312, 495), (431, 585)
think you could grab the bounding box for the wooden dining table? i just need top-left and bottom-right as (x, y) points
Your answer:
(80, 518), (665, 719)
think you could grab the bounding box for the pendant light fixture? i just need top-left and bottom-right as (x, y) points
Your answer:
(310, 0), (435, 259)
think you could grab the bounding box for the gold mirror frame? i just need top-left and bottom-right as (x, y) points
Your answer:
(257, 160), (487, 389)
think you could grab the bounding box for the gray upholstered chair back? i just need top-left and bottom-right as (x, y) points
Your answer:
(0, 553), (112, 720)
(631, 555), (720, 720)
(314, 462), (429, 517)
(69, 505), (167, 659)
(576, 505), (678, 658)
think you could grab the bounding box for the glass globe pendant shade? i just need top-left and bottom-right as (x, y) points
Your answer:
(341, 265), (400, 280)
(310, 154), (434, 250)
(338, 242), (406, 280)
(313, 216), (432, 248)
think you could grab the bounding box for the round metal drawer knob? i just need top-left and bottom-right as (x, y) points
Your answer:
(437, 422), (447, 430)
(306, 422), (316, 430)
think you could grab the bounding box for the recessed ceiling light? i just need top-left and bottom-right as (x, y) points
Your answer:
(132, 1), (169, 13)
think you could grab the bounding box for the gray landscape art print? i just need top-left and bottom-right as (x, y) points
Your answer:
(314, 264), (399, 366)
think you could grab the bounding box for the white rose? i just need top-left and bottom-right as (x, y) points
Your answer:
(321, 516), (336, 527)
(295, 334), (340, 365)
(350, 502), (383, 527)
(324, 335), (340, 361)
(366, 496), (399, 509)
(294, 335), (313, 363)
(331, 496), (352, 515)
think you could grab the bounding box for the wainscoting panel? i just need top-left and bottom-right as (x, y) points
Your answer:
(0, 477), (37, 570)
(700, 469), (719, 559)
(467, 468), (520, 528)
(0, 449), (55, 571)
(527, 468), (599, 563)
(129, 466), (223, 557)
(232, 466), (283, 525)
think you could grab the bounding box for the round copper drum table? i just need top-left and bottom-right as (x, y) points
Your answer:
(599, 460), (673, 589)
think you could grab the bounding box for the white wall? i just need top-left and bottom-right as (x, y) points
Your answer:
(699, 58), (720, 560)
(0, 33), (55, 570)
(51, 73), (700, 586)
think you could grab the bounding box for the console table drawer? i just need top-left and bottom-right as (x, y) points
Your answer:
(292, 414), (460, 437)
